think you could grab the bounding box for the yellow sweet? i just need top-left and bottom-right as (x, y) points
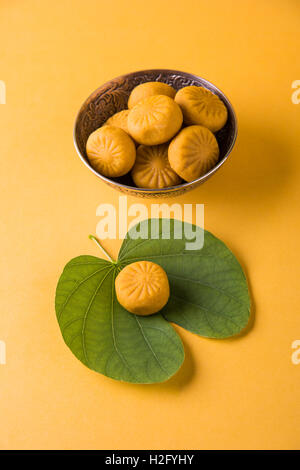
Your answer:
(175, 86), (228, 132)
(128, 95), (183, 145)
(86, 125), (136, 178)
(128, 81), (176, 109)
(168, 125), (219, 182)
(104, 110), (130, 134)
(132, 144), (181, 189)
(115, 261), (170, 316)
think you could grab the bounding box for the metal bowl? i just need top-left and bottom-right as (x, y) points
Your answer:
(74, 69), (237, 198)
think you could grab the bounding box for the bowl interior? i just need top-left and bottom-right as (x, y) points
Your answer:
(74, 69), (237, 190)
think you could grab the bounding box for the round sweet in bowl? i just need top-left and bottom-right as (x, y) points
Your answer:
(175, 85), (228, 132)
(128, 95), (183, 145)
(128, 81), (176, 108)
(86, 125), (136, 178)
(168, 125), (219, 182)
(74, 69), (237, 198)
(132, 144), (182, 189)
(103, 109), (130, 134)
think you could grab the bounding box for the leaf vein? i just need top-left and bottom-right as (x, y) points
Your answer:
(134, 316), (168, 375)
(171, 294), (242, 330)
(57, 266), (108, 320)
(110, 271), (137, 381)
(81, 267), (114, 366)
(167, 273), (247, 308)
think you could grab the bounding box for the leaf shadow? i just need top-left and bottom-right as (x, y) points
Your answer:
(222, 260), (255, 342)
(121, 328), (197, 392)
(157, 329), (196, 390)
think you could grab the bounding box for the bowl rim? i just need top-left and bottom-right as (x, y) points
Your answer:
(73, 68), (238, 193)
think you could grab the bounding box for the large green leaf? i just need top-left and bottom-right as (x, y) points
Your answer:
(55, 218), (250, 384)
(55, 255), (184, 384)
(118, 219), (250, 339)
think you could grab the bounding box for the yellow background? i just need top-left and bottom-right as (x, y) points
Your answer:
(0, 0), (299, 450)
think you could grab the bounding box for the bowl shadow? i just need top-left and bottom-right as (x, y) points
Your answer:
(200, 119), (293, 340)
(202, 119), (293, 209)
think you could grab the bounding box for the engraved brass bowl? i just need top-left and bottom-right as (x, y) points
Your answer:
(74, 69), (237, 198)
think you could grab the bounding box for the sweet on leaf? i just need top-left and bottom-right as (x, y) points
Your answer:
(55, 219), (250, 384)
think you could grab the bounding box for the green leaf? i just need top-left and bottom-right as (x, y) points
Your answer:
(55, 255), (184, 384)
(55, 219), (250, 383)
(118, 219), (250, 339)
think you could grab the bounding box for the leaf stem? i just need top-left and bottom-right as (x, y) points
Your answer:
(88, 235), (116, 263)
